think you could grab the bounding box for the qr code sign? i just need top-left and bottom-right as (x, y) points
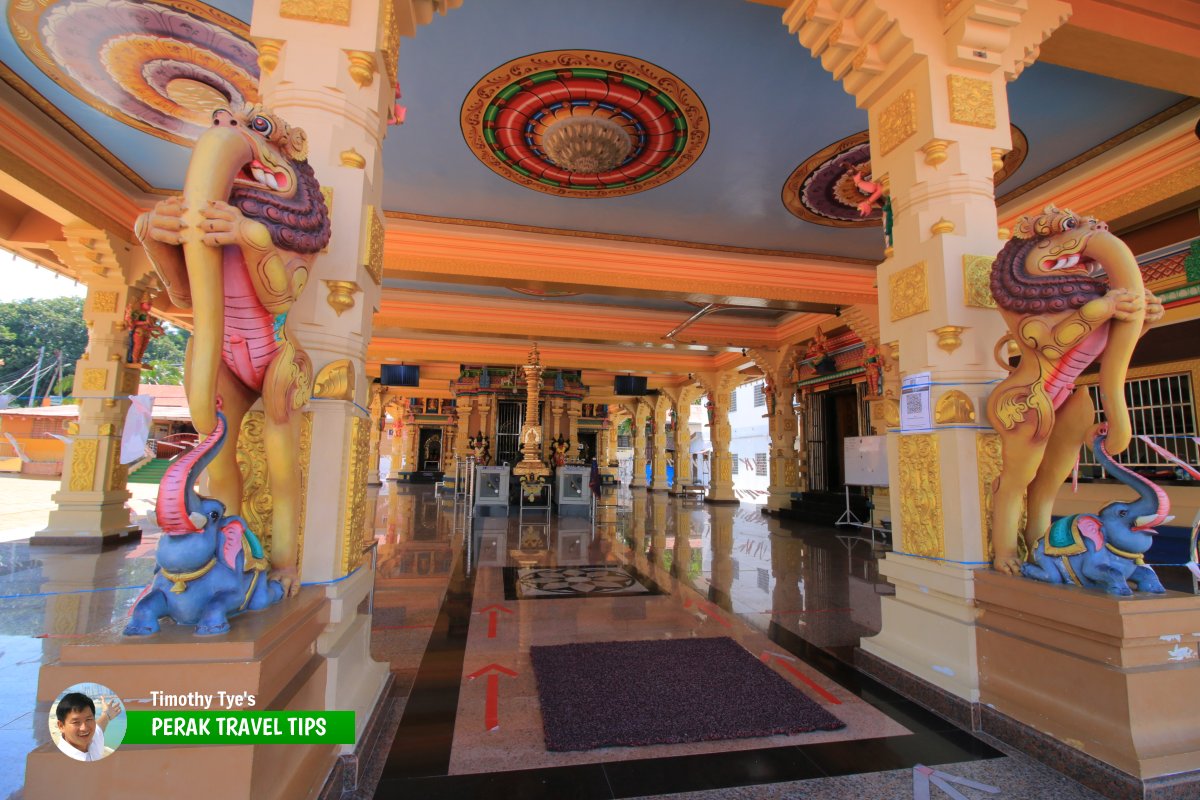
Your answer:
(905, 394), (924, 415)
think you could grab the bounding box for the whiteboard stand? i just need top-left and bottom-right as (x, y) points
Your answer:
(835, 486), (864, 527)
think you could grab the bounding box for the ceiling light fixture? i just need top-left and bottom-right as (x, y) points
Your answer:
(542, 116), (632, 174)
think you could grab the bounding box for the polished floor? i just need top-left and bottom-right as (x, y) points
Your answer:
(0, 476), (1109, 799)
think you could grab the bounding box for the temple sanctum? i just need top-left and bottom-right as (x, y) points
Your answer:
(1, 1), (1199, 798)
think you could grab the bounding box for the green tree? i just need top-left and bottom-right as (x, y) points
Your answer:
(143, 324), (190, 385)
(0, 297), (87, 406)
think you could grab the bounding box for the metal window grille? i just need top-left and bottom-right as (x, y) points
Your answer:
(729, 390), (738, 412)
(1079, 372), (1198, 477)
(731, 456), (739, 475)
(753, 381), (766, 407)
(755, 452), (768, 475)
(806, 394), (827, 491)
(757, 567), (770, 593)
(495, 400), (524, 466)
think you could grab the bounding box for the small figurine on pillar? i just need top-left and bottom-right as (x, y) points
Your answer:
(861, 339), (883, 398)
(124, 298), (165, 367)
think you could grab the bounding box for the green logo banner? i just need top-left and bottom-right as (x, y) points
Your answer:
(123, 711), (355, 744)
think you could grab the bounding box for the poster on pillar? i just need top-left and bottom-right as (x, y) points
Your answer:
(900, 373), (932, 432)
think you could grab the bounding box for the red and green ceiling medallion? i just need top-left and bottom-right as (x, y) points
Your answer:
(461, 50), (709, 199)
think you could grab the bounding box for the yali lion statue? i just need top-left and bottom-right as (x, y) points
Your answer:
(136, 104), (331, 598)
(985, 206), (1163, 577)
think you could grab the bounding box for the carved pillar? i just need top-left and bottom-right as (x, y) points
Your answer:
(384, 411), (402, 480)
(748, 346), (802, 512)
(566, 398), (581, 456)
(606, 411), (619, 464)
(698, 371), (739, 503)
(629, 401), (649, 489)
(476, 394), (495, 455)
(367, 386), (385, 486)
(785, 0), (1070, 702)
(404, 411), (420, 472)
(548, 396), (565, 446)
(663, 383), (702, 494)
(454, 396), (473, 461)
(650, 395), (670, 491)
(441, 415), (456, 473)
(36, 224), (153, 545)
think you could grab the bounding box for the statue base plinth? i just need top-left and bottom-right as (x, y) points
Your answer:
(512, 462), (549, 478)
(976, 570), (1200, 780)
(26, 589), (337, 800)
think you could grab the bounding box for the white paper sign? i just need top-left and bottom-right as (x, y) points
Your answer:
(121, 395), (155, 464)
(900, 372), (932, 432)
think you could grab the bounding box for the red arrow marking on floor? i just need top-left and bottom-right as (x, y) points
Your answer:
(466, 663), (518, 731)
(477, 604), (513, 639)
(762, 652), (841, 705)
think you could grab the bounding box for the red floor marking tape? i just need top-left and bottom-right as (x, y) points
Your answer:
(762, 654), (842, 705)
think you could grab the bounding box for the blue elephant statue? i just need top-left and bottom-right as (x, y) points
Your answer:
(1022, 432), (1171, 596)
(124, 410), (284, 636)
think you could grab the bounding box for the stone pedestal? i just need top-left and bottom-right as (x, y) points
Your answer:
(976, 571), (1200, 781)
(26, 591), (335, 800)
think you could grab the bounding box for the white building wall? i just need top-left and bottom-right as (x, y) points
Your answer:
(728, 380), (770, 500)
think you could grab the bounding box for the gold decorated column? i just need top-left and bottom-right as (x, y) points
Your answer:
(36, 223), (154, 546)
(629, 400), (649, 489)
(566, 398), (581, 456)
(367, 385), (385, 486)
(664, 383), (702, 494)
(785, 0), (1070, 701)
(387, 411), (405, 480)
(698, 371), (740, 503)
(247, 0), (468, 746)
(650, 394), (670, 491)
(454, 395), (473, 460)
(748, 347), (803, 512)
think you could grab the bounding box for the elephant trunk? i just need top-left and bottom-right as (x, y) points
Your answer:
(1088, 230), (1145, 455)
(180, 126), (254, 434)
(1095, 433), (1169, 530)
(157, 412), (228, 534)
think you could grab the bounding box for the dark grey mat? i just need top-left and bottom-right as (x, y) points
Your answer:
(529, 636), (845, 752)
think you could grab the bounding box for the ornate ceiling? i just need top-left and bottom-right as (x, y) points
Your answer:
(0, 0), (1195, 386)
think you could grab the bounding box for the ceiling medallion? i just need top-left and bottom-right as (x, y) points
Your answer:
(781, 126), (1028, 227)
(10, 0), (259, 145)
(461, 50), (709, 199)
(542, 116), (632, 174)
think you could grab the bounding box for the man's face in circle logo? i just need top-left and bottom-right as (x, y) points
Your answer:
(58, 708), (96, 752)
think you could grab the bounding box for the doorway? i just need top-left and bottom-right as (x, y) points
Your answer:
(805, 384), (863, 492)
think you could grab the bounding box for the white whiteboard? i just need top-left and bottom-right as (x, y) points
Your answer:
(844, 436), (889, 487)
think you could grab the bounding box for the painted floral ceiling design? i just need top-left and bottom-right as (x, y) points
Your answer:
(10, 0), (258, 144)
(460, 50), (708, 199)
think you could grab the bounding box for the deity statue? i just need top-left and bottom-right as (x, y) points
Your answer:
(861, 340), (883, 398)
(469, 433), (491, 466)
(124, 299), (165, 366)
(985, 205), (1162, 576)
(136, 103), (331, 597)
(806, 328), (836, 374)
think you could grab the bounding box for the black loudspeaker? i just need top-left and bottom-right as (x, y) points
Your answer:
(614, 375), (648, 395)
(380, 364), (420, 387)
